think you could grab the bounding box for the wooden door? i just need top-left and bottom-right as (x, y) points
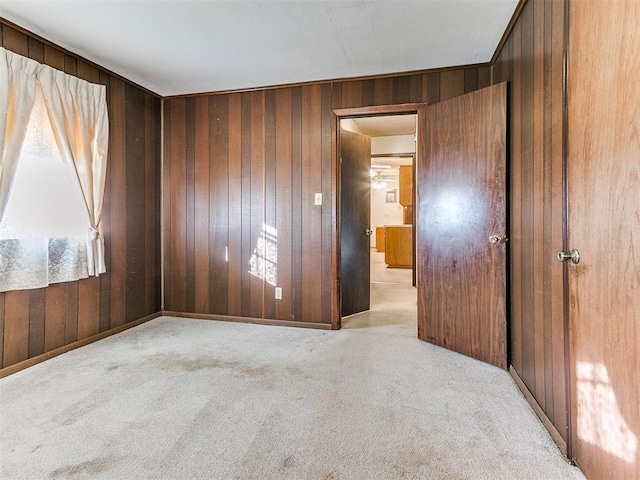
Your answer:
(567, 1), (640, 476)
(340, 128), (371, 317)
(417, 83), (507, 368)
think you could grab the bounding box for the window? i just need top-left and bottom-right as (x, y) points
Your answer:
(0, 89), (89, 238)
(0, 47), (109, 292)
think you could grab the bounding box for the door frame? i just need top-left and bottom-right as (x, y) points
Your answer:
(331, 103), (426, 329)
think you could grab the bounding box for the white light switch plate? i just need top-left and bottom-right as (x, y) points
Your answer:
(275, 287), (282, 300)
(314, 193), (322, 206)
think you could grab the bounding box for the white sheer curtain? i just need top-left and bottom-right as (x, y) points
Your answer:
(0, 47), (39, 221)
(38, 65), (109, 276)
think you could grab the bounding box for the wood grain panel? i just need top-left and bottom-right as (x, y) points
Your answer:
(208, 97), (230, 315)
(0, 22), (161, 370)
(240, 93), (252, 318)
(249, 91), (266, 320)
(439, 70), (465, 101)
(290, 88), (303, 322)
(125, 84), (147, 323)
(109, 77), (127, 328)
(374, 77), (393, 105)
(3, 290), (29, 366)
(44, 283), (66, 351)
(169, 98), (188, 313)
(320, 83), (333, 324)
(491, 0), (568, 450)
(567, 1), (640, 477)
(99, 71), (112, 334)
(2, 25), (28, 55)
(144, 93), (160, 316)
(185, 98), (196, 314)
(275, 89), (293, 321)
(301, 85), (323, 323)
(28, 289), (45, 357)
(77, 277), (100, 340)
(227, 94), (243, 316)
(264, 90), (277, 320)
(418, 83), (507, 368)
(27, 37), (43, 63)
(193, 96), (210, 314)
(64, 283), (78, 344)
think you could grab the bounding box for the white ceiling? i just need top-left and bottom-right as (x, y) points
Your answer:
(352, 114), (416, 136)
(0, 0), (518, 97)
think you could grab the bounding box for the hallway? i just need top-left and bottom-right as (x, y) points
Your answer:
(342, 250), (416, 336)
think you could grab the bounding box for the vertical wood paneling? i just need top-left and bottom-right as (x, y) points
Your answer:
(28, 289), (45, 357)
(2, 26), (28, 55)
(162, 66), (489, 328)
(549, 0), (567, 442)
(125, 84), (147, 323)
(301, 85), (323, 323)
(264, 90), (277, 320)
(185, 98), (196, 314)
(77, 277), (99, 340)
(227, 94), (243, 316)
(439, 70), (465, 101)
(320, 83), (333, 324)
(169, 98), (187, 312)
(0, 23), (161, 370)
(427, 72), (440, 104)
(193, 97), (210, 314)
(240, 93), (253, 318)
(44, 284), (66, 350)
(3, 291), (29, 366)
(275, 89), (293, 321)
(109, 77), (127, 328)
(208, 95), (229, 315)
(491, 0), (568, 449)
(144, 93), (160, 316)
(27, 37), (43, 63)
(99, 71), (112, 334)
(340, 80), (363, 108)
(64, 283), (78, 344)
(249, 91), (266, 319)
(290, 88), (303, 321)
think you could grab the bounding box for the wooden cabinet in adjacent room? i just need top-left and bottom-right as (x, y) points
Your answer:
(398, 165), (413, 207)
(375, 227), (386, 252)
(384, 225), (412, 268)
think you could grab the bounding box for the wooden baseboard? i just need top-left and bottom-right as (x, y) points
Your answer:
(0, 312), (162, 378)
(509, 366), (569, 457)
(163, 311), (333, 331)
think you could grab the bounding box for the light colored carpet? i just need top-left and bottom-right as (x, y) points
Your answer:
(0, 277), (585, 479)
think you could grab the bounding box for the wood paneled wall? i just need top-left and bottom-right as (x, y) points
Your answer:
(163, 66), (491, 324)
(492, 0), (568, 450)
(0, 22), (162, 371)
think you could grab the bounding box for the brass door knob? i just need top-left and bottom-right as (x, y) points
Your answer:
(489, 234), (508, 244)
(557, 248), (580, 265)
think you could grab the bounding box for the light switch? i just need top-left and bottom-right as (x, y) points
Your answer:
(314, 193), (323, 206)
(275, 287), (283, 300)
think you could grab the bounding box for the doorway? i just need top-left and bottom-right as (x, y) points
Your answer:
(337, 109), (418, 332)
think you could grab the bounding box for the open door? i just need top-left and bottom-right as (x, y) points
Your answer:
(417, 82), (507, 368)
(340, 127), (371, 317)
